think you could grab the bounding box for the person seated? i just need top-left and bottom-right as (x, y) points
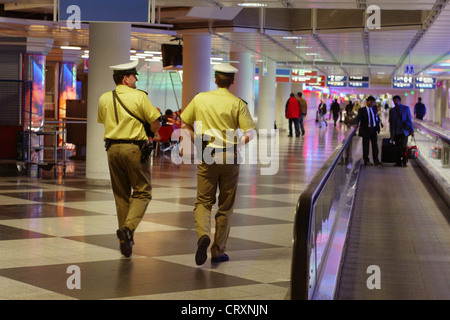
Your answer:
(162, 109), (174, 126)
(172, 109), (182, 129)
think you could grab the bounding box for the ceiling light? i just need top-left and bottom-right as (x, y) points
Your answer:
(136, 53), (154, 57)
(238, 3), (268, 7)
(145, 51), (161, 55)
(296, 46), (311, 49)
(306, 53), (319, 56)
(283, 36), (302, 40)
(211, 57), (224, 61)
(60, 46), (81, 50)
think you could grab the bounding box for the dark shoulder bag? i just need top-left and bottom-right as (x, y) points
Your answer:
(112, 90), (155, 162)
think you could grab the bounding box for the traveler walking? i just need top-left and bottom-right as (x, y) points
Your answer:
(389, 95), (414, 167)
(414, 97), (426, 120)
(318, 100), (328, 128)
(355, 96), (381, 166)
(286, 93), (301, 137)
(296, 92), (307, 136)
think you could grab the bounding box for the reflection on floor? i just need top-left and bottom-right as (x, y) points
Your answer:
(0, 119), (348, 300)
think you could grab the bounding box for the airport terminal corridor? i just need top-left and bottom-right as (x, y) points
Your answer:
(0, 120), (346, 300)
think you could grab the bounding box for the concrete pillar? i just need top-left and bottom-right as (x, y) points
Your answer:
(257, 59), (276, 131)
(86, 23), (131, 186)
(442, 80), (450, 129)
(230, 50), (255, 117)
(181, 33), (211, 110)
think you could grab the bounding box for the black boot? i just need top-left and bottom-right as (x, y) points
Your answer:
(116, 226), (134, 258)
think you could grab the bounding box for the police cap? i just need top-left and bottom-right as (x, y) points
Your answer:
(109, 60), (139, 76)
(213, 63), (238, 77)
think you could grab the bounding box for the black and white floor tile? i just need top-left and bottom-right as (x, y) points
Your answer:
(0, 120), (348, 300)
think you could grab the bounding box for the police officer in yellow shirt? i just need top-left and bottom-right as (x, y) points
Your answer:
(97, 60), (161, 257)
(181, 63), (256, 265)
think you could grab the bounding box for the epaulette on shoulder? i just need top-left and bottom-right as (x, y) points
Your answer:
(239, 97), (248, 105)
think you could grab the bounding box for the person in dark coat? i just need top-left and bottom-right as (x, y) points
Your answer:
(414, 97), (426, 120)
(355, 96), (381, 166)
(389, 95), (414, 167)
(330, 99), (340, 126)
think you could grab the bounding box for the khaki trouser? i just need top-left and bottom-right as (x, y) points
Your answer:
(107, 143), (152, 231)
(194, 162), (239, 258)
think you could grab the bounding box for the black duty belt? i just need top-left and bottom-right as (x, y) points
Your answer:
(105, 139), (152, 163)
(107, 139), (145, 146)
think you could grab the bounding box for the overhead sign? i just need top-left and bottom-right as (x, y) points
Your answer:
(276, 69), (291, 76)
(404, 64), (415, 75)
(392, 76), (436, 89)
(392, 76), (414, 89)
(291, 69), (317, 77)
(276, 68), (290, 83)
(308, 76), (325, 86)
(415, 82), (436, 89)
(59, 0), (149, 23)
(327, 75), (347, 82)
(415, 77), (436, 84)
(349, 81), (369, 88)
(327, 81), (347, 87)
(349, 76), (369, 82)
(292, 75), (314, 83)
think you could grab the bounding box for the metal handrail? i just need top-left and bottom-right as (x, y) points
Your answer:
(290, 126), (357, 300)
(412, 119), (450, 145)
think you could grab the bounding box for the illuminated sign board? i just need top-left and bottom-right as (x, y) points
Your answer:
(291, 69), (317, 76)
(415, 77), (436, 83)
(349, 81), (369, 88)
(392, 76), (413, 89)
(349, 76), (369, 82)
(327, 75), (347, 82)
(292, 75), (314, 83)
(327, 81), (347, 87)
(415, 77), (436, 89)
(415, 82), (436, 89)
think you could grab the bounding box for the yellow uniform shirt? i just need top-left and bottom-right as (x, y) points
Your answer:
(97, 84), (161, 141)
(181, 88), (255, 148)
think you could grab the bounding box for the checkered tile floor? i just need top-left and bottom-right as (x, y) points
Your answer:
(0, 120), (347, 300)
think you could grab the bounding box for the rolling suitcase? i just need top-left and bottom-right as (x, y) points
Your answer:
(381, 138), (400, 163)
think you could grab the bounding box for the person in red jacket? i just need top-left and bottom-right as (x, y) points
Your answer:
(285, 93), (301, 137)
